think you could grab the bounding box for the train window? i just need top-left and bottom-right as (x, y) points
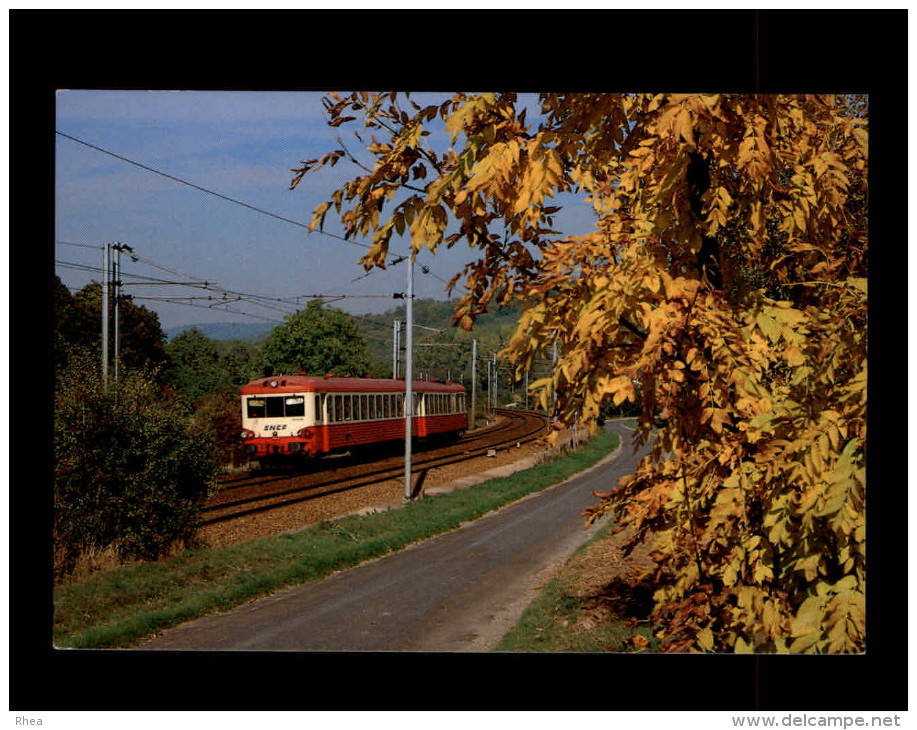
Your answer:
(247, 398), (266, 418)
(342, 395), (351, 421)
(361, 395), (368, 420)
(285, 397), (305, 417)
(334, 395), (343, 422)
(265, 397), (285, 418)
(315, 395), (323, 423)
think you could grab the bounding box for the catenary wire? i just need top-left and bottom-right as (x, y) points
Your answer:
(56, 130), (372, 251)
(55, 132), (461, 290)
(55, 126), (463, 318)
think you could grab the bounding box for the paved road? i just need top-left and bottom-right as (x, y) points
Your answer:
(144, 420), (650, 652)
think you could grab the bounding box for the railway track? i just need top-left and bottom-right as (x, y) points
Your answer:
(200, 408), (549, 533)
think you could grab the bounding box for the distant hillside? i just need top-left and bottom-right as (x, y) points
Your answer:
(354, 298), (529, 382)
(164, 322), (274, 343)
(166, 298), (539, 385)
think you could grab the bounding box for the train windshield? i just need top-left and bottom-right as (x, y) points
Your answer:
(246, 396), (305, 418)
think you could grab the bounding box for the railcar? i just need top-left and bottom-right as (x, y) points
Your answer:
(239, 374), (468, 462)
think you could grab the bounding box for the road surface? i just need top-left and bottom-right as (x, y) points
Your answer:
(144, 420), (650, 652)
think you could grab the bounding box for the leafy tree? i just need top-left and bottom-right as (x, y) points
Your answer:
(261, 299), (372, 377)
(54, 277), (169, 376)
(294, 92), (867, 653)
(218, 338), (263, 387)
(165, 331), (262, 464)
(166, 327), (225, 400)
(54, 352), (218, 577)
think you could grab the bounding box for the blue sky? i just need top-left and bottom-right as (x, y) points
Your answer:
(55, 90), (596, 331)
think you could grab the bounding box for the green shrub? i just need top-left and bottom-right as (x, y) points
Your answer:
(54, 354), (219, 578)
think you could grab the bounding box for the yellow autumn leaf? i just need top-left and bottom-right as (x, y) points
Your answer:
(309, 201), (331, 232)
(605, 374), (635, 406)
(696, 627), (714, 651)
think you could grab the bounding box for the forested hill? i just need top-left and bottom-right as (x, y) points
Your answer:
(355, 298), (525, 381)
(166, 298), (535, 383)
(164, 321), (275, 342)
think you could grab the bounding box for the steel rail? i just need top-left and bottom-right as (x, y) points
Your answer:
(201, 409), (548, 526)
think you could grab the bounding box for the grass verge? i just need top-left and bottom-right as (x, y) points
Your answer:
(54, 427), (619, 649)
(494, 517), (662, 653)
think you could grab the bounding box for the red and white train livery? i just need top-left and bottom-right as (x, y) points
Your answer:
(239, 375), (468, 461)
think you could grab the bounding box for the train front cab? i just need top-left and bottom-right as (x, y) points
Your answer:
(240, 391), (318, 460)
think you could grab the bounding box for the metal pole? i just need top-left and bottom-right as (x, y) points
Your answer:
(101, 243), (109, 390)
(492, 353), (497, 408)
(486, 358), (491, 414)
(113, 244), (120, 384)
(470, 339), (477, 429)
(404, 257), (414, 500)
(393, 318), (399, 378)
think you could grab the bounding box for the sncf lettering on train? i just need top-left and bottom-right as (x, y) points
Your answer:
(264, 424), (288, 432)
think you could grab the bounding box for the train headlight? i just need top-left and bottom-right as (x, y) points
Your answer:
(240, 429), (255, 440)
(297, 428), (313, 439)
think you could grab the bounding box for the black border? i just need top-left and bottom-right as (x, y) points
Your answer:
(16, 8), (906, 712)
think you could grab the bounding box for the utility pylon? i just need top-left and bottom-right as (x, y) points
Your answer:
(470, 338), (477, 429)
(393, 318), (400, 378)
(111, 242), (134, 384)
(101, 243), (110, 389)
(403, 256), (414, 501)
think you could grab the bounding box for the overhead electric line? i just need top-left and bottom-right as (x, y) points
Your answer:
(56, 125), (462, 325)
(55, 130), (373, 252)
(55, 131), (463, 290)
